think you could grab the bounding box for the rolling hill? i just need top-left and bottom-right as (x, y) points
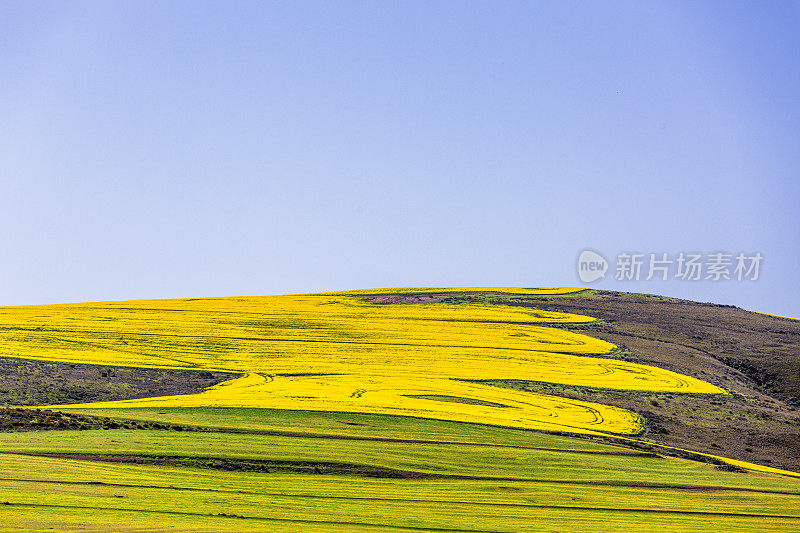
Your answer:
(0, 288), (797, 531)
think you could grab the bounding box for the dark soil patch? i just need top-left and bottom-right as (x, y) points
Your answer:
(0, 357), (236, 406)
(0, 407), (194, 432)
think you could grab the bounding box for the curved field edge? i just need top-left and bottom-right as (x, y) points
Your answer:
(325, 287), (587, 295)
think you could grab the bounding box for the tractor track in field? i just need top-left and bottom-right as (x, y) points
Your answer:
(3, 473), (800, 496)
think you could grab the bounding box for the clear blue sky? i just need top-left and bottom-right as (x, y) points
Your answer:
(2, 1), (799, 317)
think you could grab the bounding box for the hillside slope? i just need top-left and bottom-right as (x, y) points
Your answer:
(0, 288), (798, 531)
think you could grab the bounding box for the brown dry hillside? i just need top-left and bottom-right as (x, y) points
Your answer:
(415, 289), (800, 472)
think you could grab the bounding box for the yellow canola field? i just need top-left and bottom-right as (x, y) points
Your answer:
(0, 294), (606, 374)
(0, 290), (725, 434)
(59, 373), (642, 434)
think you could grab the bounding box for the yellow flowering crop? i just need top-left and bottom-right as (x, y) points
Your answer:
(63, 372), (641, 434)
(0, 288), (725, 435)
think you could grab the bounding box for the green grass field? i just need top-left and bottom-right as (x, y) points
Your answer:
(1, 411), (799, 532)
